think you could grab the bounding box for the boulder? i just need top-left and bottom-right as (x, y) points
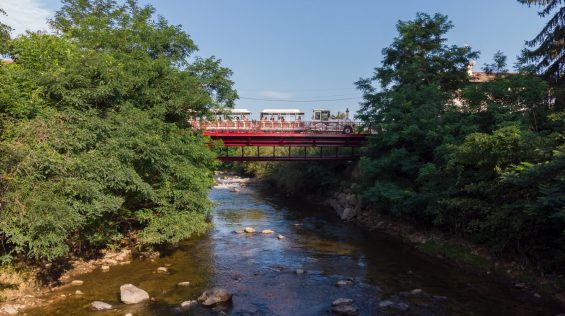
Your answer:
(277, 234), (285, 240)
(261, 229), (274, 234)
(331, 304), (358, 315)
(90, 301), (112, 310)
(75, 290), (84, 295)
(332, 298), (353, 306)
(244, 227), (256, 233)
(157, 267), (168, 273)
(120, 284), (150, 304)
(197, 288), (233, 306)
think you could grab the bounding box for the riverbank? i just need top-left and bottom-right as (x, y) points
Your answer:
(306, 183), (565, 311)
(0, 248), (138, 314)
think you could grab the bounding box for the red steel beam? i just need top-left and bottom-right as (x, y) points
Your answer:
(218, 156), (360, 161)
(205, 132), (368, 147)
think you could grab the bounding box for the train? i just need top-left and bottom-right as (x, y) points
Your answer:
(190, 108), (365, 134)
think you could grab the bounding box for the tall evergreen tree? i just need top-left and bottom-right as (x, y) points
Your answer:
(518, 0), (564, 84)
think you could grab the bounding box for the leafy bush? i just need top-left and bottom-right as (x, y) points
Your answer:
(0, 0), (236, 262)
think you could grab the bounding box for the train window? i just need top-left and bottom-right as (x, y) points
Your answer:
(314, 112), (321, 120)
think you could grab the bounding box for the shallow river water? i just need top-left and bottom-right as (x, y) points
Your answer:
(27, 176), (561, 315)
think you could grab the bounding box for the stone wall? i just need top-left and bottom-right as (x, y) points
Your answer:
(326, 186), (363, 221)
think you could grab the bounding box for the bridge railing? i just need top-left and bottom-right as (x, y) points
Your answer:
(190, 119), (371, 134)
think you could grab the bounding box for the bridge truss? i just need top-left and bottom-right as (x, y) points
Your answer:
(204, 132), (368, 162)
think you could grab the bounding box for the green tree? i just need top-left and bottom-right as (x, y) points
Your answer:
(518, 0), (564, 84)
(0, 9), (11, 57)
(355, 13), (478, 217)
(0, 0), (237, 262)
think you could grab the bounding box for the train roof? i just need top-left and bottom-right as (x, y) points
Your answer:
(260, 109), (304, 115)
(229, 108), (251, 114)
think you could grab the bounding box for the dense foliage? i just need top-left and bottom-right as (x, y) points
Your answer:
(356, 13), (564, 270)
(0, 0), (237, 263)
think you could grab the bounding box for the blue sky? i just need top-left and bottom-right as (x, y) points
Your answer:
(1, 0), (546, 118)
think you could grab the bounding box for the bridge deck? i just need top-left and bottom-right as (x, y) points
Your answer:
(204, 132), (368, 147)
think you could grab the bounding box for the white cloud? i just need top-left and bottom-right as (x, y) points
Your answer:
(257, 90), (293, 99)
(1, 0), (52, 36)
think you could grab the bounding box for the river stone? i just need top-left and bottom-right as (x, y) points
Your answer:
(244, 227), (256, 233)
(120, 284), (150, 304)
(379, 300), (409, 311)
(101, 265), (110, 272)
(332, 298), (353, 306)
(75, 290), (84, 295)
(180, 300), (197, 309)
(117, 249), (131, 260)
(157, 267), (168, 273)
(340, 207), (357, 220)
(90, 301), (112, 310)
(277, 234), (285, 240)
(105, 258), (118, 265)
(1, 304), (24, 315)
(177, 281), (191, 287)
(197, 288), (233, 306)
(71, 280), (84, 286)
(261, 229), (274, 234)
(296, 269), (304, 275)
(331, 304), (359, 315)
(410, 288), (423, 295)
(336, 279), (353, 287)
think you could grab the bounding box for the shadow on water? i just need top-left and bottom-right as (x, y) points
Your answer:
(25, 178), (562, 315)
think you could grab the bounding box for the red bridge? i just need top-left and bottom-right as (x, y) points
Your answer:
(202, 125), (369, 161)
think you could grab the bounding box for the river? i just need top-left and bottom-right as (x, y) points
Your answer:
(26, 175), (560, 315)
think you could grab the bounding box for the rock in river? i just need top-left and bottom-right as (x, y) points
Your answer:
(244, 227), (256, 233)
(71, 280), (84, 286)
(331, 304), (359, 315)
(180, 300), (197, 309)
(197, 288), (233, 306)
(120, 284), (150, 304)
(261, 229), (274, 234)
(336, 279), (353, 287)
(90, 301), (112, 310)
(332, 298), (353, 306)
(157, 266), (168, 273)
